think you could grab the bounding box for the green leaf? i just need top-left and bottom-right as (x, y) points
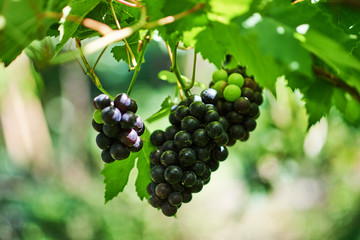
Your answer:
(146, 96), (174, 123)
(135, 129), (155, 200)
(54, 0), (102, 56)
(111, 32), (140, 63)
(101, 154), (136, 203)
(158, 70), (178, 83)
(208, 0), (252, 23)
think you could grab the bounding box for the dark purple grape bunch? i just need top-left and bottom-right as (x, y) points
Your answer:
(210, 68), (263, 146)
(147, 91), (229, 217)
(92, 93), (145, 163)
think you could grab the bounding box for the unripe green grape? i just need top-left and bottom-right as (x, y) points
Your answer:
(212, 69), (228, 82)
(228, 73), (244, 88)
(213, 80), (227, 98)
(223, 84), (241, 102)
(93, 109), (104, 124)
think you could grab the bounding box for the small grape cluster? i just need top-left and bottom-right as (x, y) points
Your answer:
(147, 92), (229, 216)
(210, 68), (263, 145)
(92, 93), (145, 163)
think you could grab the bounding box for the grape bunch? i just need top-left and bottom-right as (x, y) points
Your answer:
(210, 68), (263, 145)
(92, 93), (145, 163)
(147, 93), (229, 216)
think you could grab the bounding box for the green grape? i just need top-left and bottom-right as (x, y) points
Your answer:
(213, 80), (228, 98)
(212, 69), (228, 82)
(93, 109), (104, 124)
(223, 84), (241, 102)
(228, 73), (244, 88)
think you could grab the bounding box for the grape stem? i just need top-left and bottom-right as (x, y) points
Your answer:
(108, 0), (137, 69)
(115, 0), (138, 7)
(166, 43), (185, 101)
(75, 38), (114, 100)
(313, 65), (360, 103)
(126, 31), (151, 96)
(185, 50), (197, 91)
(171, 44), (190, 98)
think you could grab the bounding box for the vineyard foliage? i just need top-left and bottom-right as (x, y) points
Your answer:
(1, 0), (360, 202)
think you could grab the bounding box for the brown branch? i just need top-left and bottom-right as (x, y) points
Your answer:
(313, 65), (360, 103)
(82, 18), (113, 35)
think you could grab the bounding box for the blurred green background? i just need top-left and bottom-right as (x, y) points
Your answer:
(1, 39), (360, 240)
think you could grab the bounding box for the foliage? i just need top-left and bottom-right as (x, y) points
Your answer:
(1, 0), (360, 203)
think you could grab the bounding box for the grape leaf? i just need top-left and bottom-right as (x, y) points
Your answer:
(101, 154), (136, 203)
(135, 129), (155, 200)
(111, 32), (140, 63)
(146, 96), (174, 123)
(54, 0), (101, 56)
(158, 70), (178, 83)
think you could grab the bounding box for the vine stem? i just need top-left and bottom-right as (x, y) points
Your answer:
(313, 65), (360, 103)
(75, 38), (114, 99)
(126, 32), (150, 96)
(171, 44), (190, 98)
(109, 0), (137, 69)
(166, 43), (185, 101)
(185, 50), (197, 91)
(115, 0), (138, 7)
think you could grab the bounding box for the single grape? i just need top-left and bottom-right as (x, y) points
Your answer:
(93, 94), (111, 109)
(114, 93), (131, 113)
(119, 129), (138, 147)
(206, 121), (224, 138)
(161, 201), (178, 217)
(205, 104), (217, 112)
(181, 171), (197, 187)
(211, 146), (229, 162)
(213, 131), (229, 146)
(222, 101), (234, 113)
(174, 130), (192, 149)
(189, 101), (207, 120)
(165, 125), (179, 140)
(243, 77), (256, 90)
(201, 88), (218, 105)
(223, 84), (241, 102)
(101, 149), (115, 163)
(174, 105), (189, 121)
(129, 137), (143, 152)
(234, 97), (251, 113)
(178, 148), (196, 167)
(247, 103), (260, 118)
(110, 141), (130, 160)
(182, 190), (192, 203)
(160, 150), (178, 167)
(92, 119), (103, 132)
(171, 182), (185, 193)
(194, 147), (211, 162)
(103, 124), (121, 138)
(169, 110), (180, 126)
(149, 149), (162, 165)
(151, 165), (165, 183)
(150, 130), (166, 147)
(200, 166), (211, 182)
(241, 87), (255, 101)
(226, 111), (243, 124)
(161, 140), (177, 152)
(181, 116), (200, 133)
(128, 99), (138, 113)
(134, 116), (145, 136)
(204, 110), (220, 123)
(149, 193), (165, 208)
(101, 106), (121, 125)
(120, 112), (137, 129)
(207, 160), (220, 172)
(96, 132), (113, 150)
(185, 95), (202, 106)
(243, 118), (257, 132)
(226, 138), (237, 147)
(168, 192), (183, 207)
(190, 179), (203, 193)
(213, 80), (227, 98)
(228, 124), (246, 140)
(212, 69), (228, 82)
(191, 161), (207, 176)
(164, 165), (183, 184)
(93, 109), (104, 124)
(155, 183), (172, 199)
(147, 182), (153, 195)
(253, 92), (263, 105)
(218, 116), (230, 132)
(192, 128), (209, 147)
(228, 73), (244, 88)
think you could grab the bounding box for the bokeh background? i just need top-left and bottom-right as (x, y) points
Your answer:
(1, 38), (360, 240)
